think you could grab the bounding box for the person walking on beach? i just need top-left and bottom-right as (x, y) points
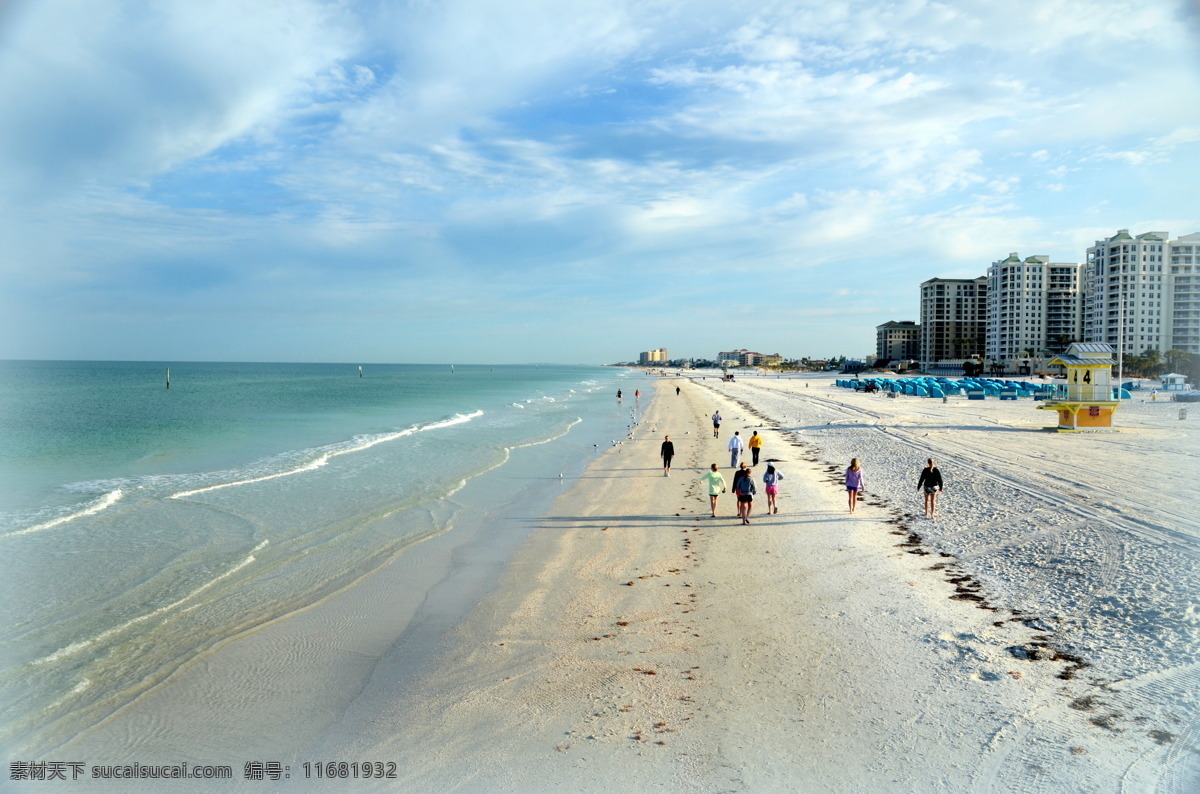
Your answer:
(617, 389), (622, 402)
(660, 435), (675, 477)
(676, 386), (681, 396)
(762, 464), (784, 514)
(712, 410), (722, 438)
(734, 465), (756, 524)
(728, 431), (745, 468)
(700, 463), (726, 517)
(748, 431), (763, 466)
(730, 461), (748, 495)
(845, 458), (865, 513)
(917, 458), (944, 518)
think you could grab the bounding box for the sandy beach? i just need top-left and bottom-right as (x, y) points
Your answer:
(33, 372), (1197, 792)
(316, 374), (1199, 792)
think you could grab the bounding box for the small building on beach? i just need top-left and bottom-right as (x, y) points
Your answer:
(1162, 373), (1190, 391)
(1037, 343), (1120, 431)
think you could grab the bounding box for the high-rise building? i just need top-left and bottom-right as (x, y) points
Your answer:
(919, 277), (987, 368)
(1084, 230), (1169, 358)
(638, 348), (668, 364)
(986, 254), (1084, 363)
(1169, 232), (1200, 353)
(1046, 261), (1086, 353)
(874, 321), (920, 363)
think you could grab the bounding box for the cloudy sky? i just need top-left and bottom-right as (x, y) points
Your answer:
(1, 1), (1198, 364)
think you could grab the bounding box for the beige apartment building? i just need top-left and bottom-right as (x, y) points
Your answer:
(919, 277), (987, 369)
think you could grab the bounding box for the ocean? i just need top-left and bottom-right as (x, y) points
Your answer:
(0, 361), (646, 758)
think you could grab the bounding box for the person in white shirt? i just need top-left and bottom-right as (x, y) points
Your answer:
(727, 431), (745, 468)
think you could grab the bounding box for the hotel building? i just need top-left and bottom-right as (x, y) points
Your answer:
(1169, 232), (1200, 353)
(919, 277), (987, 369)
(718, 349), (780, 366)
(874, 321), (920, 363)
(985, 254), (1084, 363)
(1084, 230), (1170, 358)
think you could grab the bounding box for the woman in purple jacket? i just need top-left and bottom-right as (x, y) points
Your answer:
(844, 458), (865, 513)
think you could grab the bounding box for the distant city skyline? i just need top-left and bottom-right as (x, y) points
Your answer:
(2, 2), (1198, 364)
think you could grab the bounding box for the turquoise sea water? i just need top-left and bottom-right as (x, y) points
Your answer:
(0, 361), (643, 757)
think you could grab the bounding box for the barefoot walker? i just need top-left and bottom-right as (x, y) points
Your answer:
(734, 465), (756, 525)
(917, 458), (944, 518)
(762, 463), (783, 514)
(845, 458), (865, 513)
(700, 463), (727, 517)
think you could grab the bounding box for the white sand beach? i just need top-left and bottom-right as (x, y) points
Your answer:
(302, 374), (1200, 794)
(315, 373), (1199, 792)
(38, 373), (1197, 793)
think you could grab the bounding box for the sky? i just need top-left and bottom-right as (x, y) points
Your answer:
(1, 0), (1198, 365)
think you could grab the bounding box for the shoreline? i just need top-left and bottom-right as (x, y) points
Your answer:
(28, 373), (645, 780)
(30, 373), (1197, 791)
(324, 373), (1198, 791)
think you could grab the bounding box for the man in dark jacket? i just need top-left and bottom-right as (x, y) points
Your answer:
(660, 436), (675, 476)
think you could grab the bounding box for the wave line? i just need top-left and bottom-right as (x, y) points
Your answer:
(171, 410), (485, 500)
(4, 489), (124, 539)
(31, 540), (269, 667)
(509, 417), (583, 451)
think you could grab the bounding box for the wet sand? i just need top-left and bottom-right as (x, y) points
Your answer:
(319, 375), (1198, 791)
(41, 373), (1196, 792)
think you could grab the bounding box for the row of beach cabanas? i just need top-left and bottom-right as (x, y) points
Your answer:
(835, 376), (1131, 400)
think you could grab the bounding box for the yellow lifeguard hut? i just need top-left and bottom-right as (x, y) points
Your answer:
(1038, 343), (1120, 431)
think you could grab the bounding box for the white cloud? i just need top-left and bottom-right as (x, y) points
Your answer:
(335, 0), (657, 148)
(1092, 127), (1200, 166)
(915, 204), (1044, 263)
(0, 0), (1197, 362)
(0, 2), (361, 198)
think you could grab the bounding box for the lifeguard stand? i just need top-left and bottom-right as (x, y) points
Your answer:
(1038, 343), (1120, 431)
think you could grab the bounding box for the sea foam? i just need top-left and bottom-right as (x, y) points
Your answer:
(170, 411), (485, 500)
(4, 489), (124, 539)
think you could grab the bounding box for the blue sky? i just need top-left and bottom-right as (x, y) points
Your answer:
(2, 0), (1198, 364)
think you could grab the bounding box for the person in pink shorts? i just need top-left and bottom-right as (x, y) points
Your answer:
(761, 464), (784, 514)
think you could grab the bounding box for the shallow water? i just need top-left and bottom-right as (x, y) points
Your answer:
(0, 361), (643, 756)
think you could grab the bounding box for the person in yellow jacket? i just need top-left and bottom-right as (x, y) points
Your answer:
(748, 430), (764, 466)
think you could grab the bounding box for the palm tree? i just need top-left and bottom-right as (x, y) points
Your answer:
(1165, 349), (1192, 375)
(1051, 334), (1076, 354)
(1140, 348), (1163, 378)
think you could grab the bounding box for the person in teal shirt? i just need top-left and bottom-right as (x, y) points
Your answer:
(700, 463), (727, 517)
